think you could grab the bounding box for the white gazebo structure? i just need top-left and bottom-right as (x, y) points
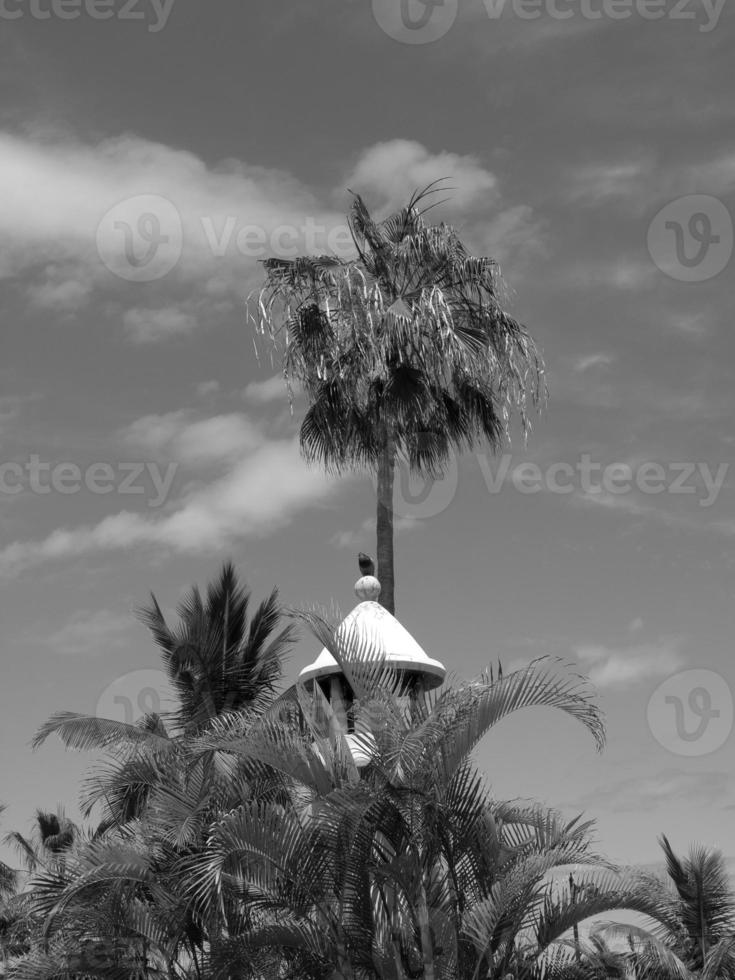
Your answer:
(298, 561), (446, 765)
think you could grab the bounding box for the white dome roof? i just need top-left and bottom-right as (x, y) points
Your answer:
(298, 579), (446, 690)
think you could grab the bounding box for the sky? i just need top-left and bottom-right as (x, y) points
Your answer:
(0, 0), (734, 872)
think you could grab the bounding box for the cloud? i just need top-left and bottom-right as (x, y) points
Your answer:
(342, 139), (498, 215)
(571, 489), (656, 520)
(568, 258), (658, 292)
(33, 609), (132, 656)
(0, 410), (344, 575)
(682, 150), (735, 196)
(574, 638), (685, 689)
(564, 157), (654, 207)
(26, 272), (93, 313)
(122, 305), (199, 343)
(569, 769), (734, 814)
(477, 203), (546, 266)
(0, 438), (340, 575)
(341, 140), (543, 267)
(668, 311), (710, 340)
(243, 374), (292, 406)
(122, 411), (262, 466)
(463, 0), (606, 50)
(196, 380), (220, 398)
(0, 130), (539, 338)
(574, 353), (616, 373)
(0, 129), (347, 334)
(562, 149), (735, 215)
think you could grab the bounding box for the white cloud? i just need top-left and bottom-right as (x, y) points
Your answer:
(569, 258), (658, 292)
(574, 638), (685, 689)
(0, 435), (341, 575)
(122, 411), (262, 465)
(0, 130), (540, 339)
(123, 305), (198, 343)
(196, 380), (220, 398)
(565, 158), (654, 206)
(0, 129), (346, 333)
(477, 203), (546, 266)
(343, 139), (498, 215)
(570, 769), (733, 813)
(574, 353), (616, 373)
(0, 404), (346, 575)
(27, 272), (92, 312)
(34, 609), (132, 656)
(682, 150), (735, 195)
(174, 414), (262, 464)
(668, 311), (710, 339)
(243, 374), (291, 405)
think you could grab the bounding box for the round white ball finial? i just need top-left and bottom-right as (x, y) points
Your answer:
(355, 575), (381, 601)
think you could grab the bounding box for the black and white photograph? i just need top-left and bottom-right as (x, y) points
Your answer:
(0, 1), (734, 977)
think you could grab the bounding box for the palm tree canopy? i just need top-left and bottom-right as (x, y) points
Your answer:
(136, 560), (296, 732)
(659, 835), (735, 963)
(252, 185), (545, 476)
(31, 564), (297, 833)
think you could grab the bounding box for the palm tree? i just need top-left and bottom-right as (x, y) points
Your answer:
(136, 559), (295, 733)
(15, 565), (297, 980)
(657, 834), (735, 974)
(1, 808), (81, 980)
(0, 807), (16, 900)
(33, 562), (296, 831)
(598, 836), (735, 980)
(174, 615), (663, 980)
(4, 808), (77, 876)
(18, 606), (679, 980)
(1, 804), (20, 979)
(251, 186), (544, 613)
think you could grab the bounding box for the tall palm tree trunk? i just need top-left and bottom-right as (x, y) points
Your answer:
(376, 430), (396, 615)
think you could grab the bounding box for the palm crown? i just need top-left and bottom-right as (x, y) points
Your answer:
(136, 560), (295, 733)
(253, 185), (544, 613)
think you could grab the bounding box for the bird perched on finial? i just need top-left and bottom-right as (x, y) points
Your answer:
(358, 552), (375, 576)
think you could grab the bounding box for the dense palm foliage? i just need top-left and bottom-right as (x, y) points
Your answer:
(583, 837), (735, 980)
(251, 187), (545, 613)
(4, 565), (733, 980)
(2, 564), (297, 980)
(5, 809), (77, 875)
(7, 574), (712, 980)
(0, 807), (15, 900)
(31, 562), (295, 832)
